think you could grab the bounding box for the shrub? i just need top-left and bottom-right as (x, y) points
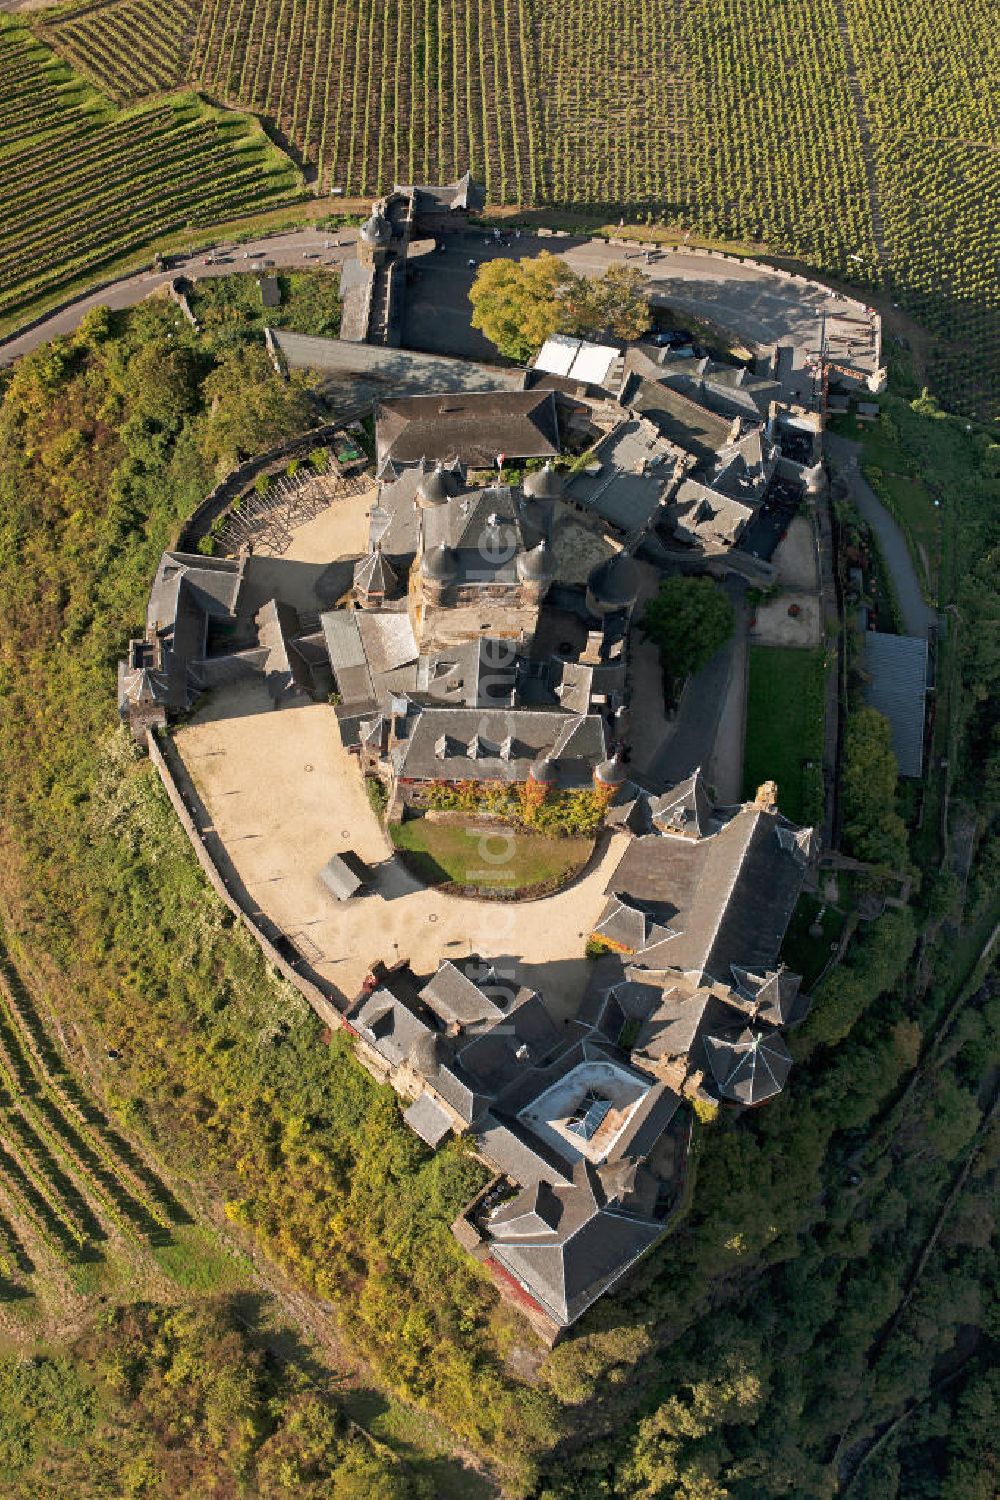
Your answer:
(364, 775), (387, 818)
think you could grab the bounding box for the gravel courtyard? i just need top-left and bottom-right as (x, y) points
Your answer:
(174, 681), (628, 1018)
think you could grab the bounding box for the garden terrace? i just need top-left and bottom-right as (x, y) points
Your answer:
(742, 645), (827, 826)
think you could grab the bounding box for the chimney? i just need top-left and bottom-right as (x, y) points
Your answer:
(755, 779), (778, 811)
(581, 629), (603, 664)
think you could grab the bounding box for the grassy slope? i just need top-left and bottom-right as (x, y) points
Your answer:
(0, 305), (551, 1490)
(189, 269), (343, 339)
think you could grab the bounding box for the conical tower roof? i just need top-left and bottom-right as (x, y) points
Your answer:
(354, 545), (397, 597)
(586, 552), (639, 614)
(704, 1028), (791, 1106)
(529, 755), (558, 786)
(594, 749), (627, 786)
(523, 460), (564, 500)
(516, 538), (554, 583)
(421, 543), (458, 581)
(361, 209), (391, 245)
(417, 462), (457, 507)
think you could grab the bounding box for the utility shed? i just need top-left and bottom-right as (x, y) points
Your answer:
(861, 631), (928, 778)
(319, 850), (372, 900)
(259, 275), (281, 308)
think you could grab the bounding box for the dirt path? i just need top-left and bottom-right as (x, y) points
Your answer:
(829, 0), (888, 269)
(826, 433), (936, 637)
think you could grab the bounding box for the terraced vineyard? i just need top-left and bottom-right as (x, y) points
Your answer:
(2, 0), (997, 412)
(0, 920), (187, 1302)
(839, 0), (1000, 421)
(0, 19), (304, 324)
(37, 0), (199, 102)
(190, 0), (542, 202)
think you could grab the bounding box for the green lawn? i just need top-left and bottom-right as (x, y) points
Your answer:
(743, 646), (827, 826)
(389, 818), (592, 894)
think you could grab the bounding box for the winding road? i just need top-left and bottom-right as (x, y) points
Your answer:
(0, 225), (882, 410)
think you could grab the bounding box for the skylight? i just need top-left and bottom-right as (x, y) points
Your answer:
(566, 1091), (612, 1141)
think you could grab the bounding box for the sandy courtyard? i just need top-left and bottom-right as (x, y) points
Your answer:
(174, 680), (628, 1017)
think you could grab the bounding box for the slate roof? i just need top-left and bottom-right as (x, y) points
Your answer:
(668, 477), (756, 548)
(395, 172), (485, 212)
(393, 705), (606, 785)
(348, 986), (438, 1072)
(416, 637), (519, 707)
(606, 804), (812, 985)
(403, 1092), (454, 1147)
(593, 897), (674, 953)
(419, 961), (507, 1030)
(861, 631), (928, 778)
(489, 1178), (565, 1235)
(375, 391), (560, 467)
(703, 1027), (792, 1105)
(147, 551), (243, 635)
(650, 770), (714, 838)
(356, 611), (418, 677)
(458, 992), (563, 1093)
(475, 1113), (576, 1188)
(551, 656), (627, 714)
(625, 374), (732, 464)
(488, 1156), (665, 1326)
(255, 598), (313, 700)
(656, 351), (781, 419)
(604, 789), (653, 834)
(118, 637), (190, 714)
(730, 965), (802, 1026)
(632, 987), (743, 1064)
(321, 610), (373, 705)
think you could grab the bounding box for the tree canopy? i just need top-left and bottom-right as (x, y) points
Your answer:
(841, 706), (909, 868)
(469, 252), (648, 362)
(642, 575), (736, 697)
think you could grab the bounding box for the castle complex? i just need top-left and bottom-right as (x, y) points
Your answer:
(118, 186), (829, 1339)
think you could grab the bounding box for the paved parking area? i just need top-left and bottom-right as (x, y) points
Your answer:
(175, 681), (628, 1017)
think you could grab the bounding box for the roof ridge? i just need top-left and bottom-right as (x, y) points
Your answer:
(693, 807), (763, 983)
